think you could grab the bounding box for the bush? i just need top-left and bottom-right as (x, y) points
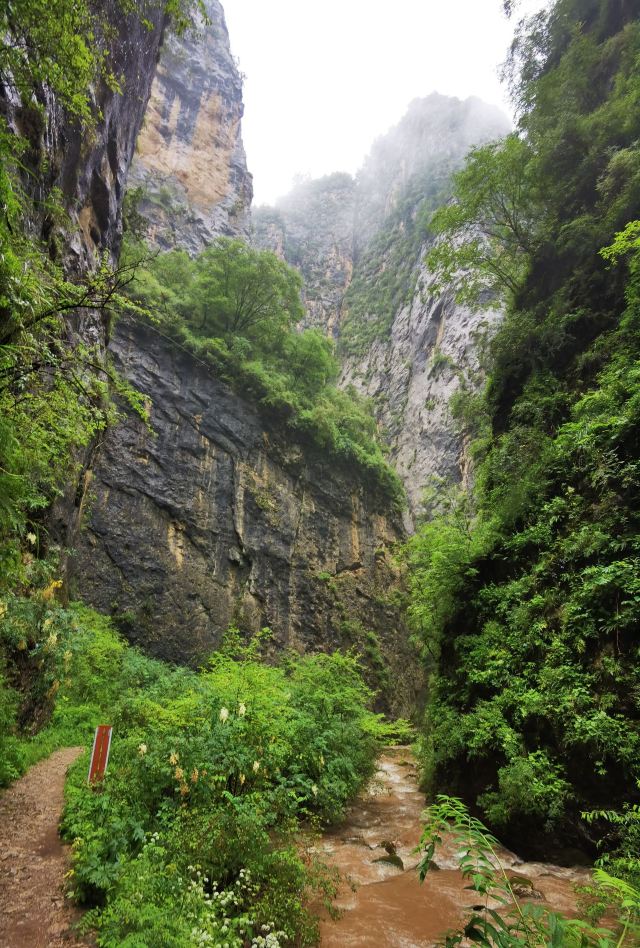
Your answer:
(0, 609), (385, 944)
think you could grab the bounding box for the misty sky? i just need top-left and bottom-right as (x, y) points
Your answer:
(223, 0), (546, 205)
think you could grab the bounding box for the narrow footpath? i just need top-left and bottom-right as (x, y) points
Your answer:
(318, 746), (590, 947)
(0, 747), (90, 948)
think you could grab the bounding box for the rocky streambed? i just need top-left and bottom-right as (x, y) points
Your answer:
(318, 746), (591, 947)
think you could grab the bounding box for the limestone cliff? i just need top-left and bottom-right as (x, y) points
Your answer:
(74, 319), (417, 713)
(0, 1), (170, 557)
(0, 1), (168, 272)
(66, 3), (415, 709)
(253, 174), (356, 336)
(254, 94), (510, 522)
(129, 0), (253, 252)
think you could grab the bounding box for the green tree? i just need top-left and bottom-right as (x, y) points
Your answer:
(409, 0), (640, 857)
(187, 239), (304, 343)
(426, 135), (539, 304)
(279, 329), (338, 397)
(124, 237), (405, 506)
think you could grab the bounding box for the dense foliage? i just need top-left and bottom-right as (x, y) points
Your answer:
(0, 569), (389, 944)
(123, 236), (404, 506)
(410, 0), (640, 862)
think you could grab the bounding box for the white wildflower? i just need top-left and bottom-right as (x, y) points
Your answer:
(252, 760), (260, 774)
(219, 707), (229, 724)
(138, 743), (147, 756)
(238, 702), (246, 716)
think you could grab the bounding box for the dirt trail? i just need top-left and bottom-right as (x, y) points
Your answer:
(0, 747), (91, 948)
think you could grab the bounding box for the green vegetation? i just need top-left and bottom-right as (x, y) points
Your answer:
(0, 4), (404, 946)
(410, 0), (640, 867)
(0, 1), (202, 126)
(340, 171), (449, 356)
(418, 796), (640, 946)
(123, 236), (404, 507)
(0, 2), (203, 595)
(0, 565), (390, 944)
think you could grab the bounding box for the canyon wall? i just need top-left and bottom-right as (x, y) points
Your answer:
(254, 94), (510, 521)
(0, 0), (168, 271)
(128, 0), (253, 251)
(74, 318), (415, 712)
(68, 3), (416, 711)
(0, 0), (170, 555)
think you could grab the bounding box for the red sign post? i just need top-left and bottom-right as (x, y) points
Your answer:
(88, 725), (113, 784)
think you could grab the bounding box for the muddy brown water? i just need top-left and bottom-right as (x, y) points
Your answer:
(318, 746), (591, 947)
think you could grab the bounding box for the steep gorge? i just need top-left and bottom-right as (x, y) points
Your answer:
(69, 0), (418, 711)
(3, 0), (640, 941)
(254, 95), (511, 521)
(66, 5), (514, 702)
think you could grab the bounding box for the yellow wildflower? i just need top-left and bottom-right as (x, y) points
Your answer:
(46, 680), (60, 699)
(41, 579), (63, 602)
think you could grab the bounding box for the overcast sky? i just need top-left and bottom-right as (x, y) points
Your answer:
(222, 0), (545, 205)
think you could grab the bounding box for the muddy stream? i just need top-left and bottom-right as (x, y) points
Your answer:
(318, 746), (591, 947)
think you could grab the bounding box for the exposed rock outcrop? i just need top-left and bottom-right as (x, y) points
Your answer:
(253, 174), (356, 336)
(67, 0), (416, 704)
(0, 1), (168, 272)
(129, 0), (253, 252)
(73, 319), (417, 714)
(254, 94), (510, 523)
(0, 1), (170, 554)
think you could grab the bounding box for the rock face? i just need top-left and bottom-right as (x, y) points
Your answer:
(341, 268), (502, 521)
(0, 0), (168, 273)
(254, 94), (510, 523)
(253, 174), (357, 336)
(1, 0), (169, 553)
(74, 319), (417, 714)
(128, 0), (253, 252)
(61, 0), (416, 708)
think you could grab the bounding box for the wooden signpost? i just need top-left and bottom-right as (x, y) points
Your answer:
(88, 724), (113, 784)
